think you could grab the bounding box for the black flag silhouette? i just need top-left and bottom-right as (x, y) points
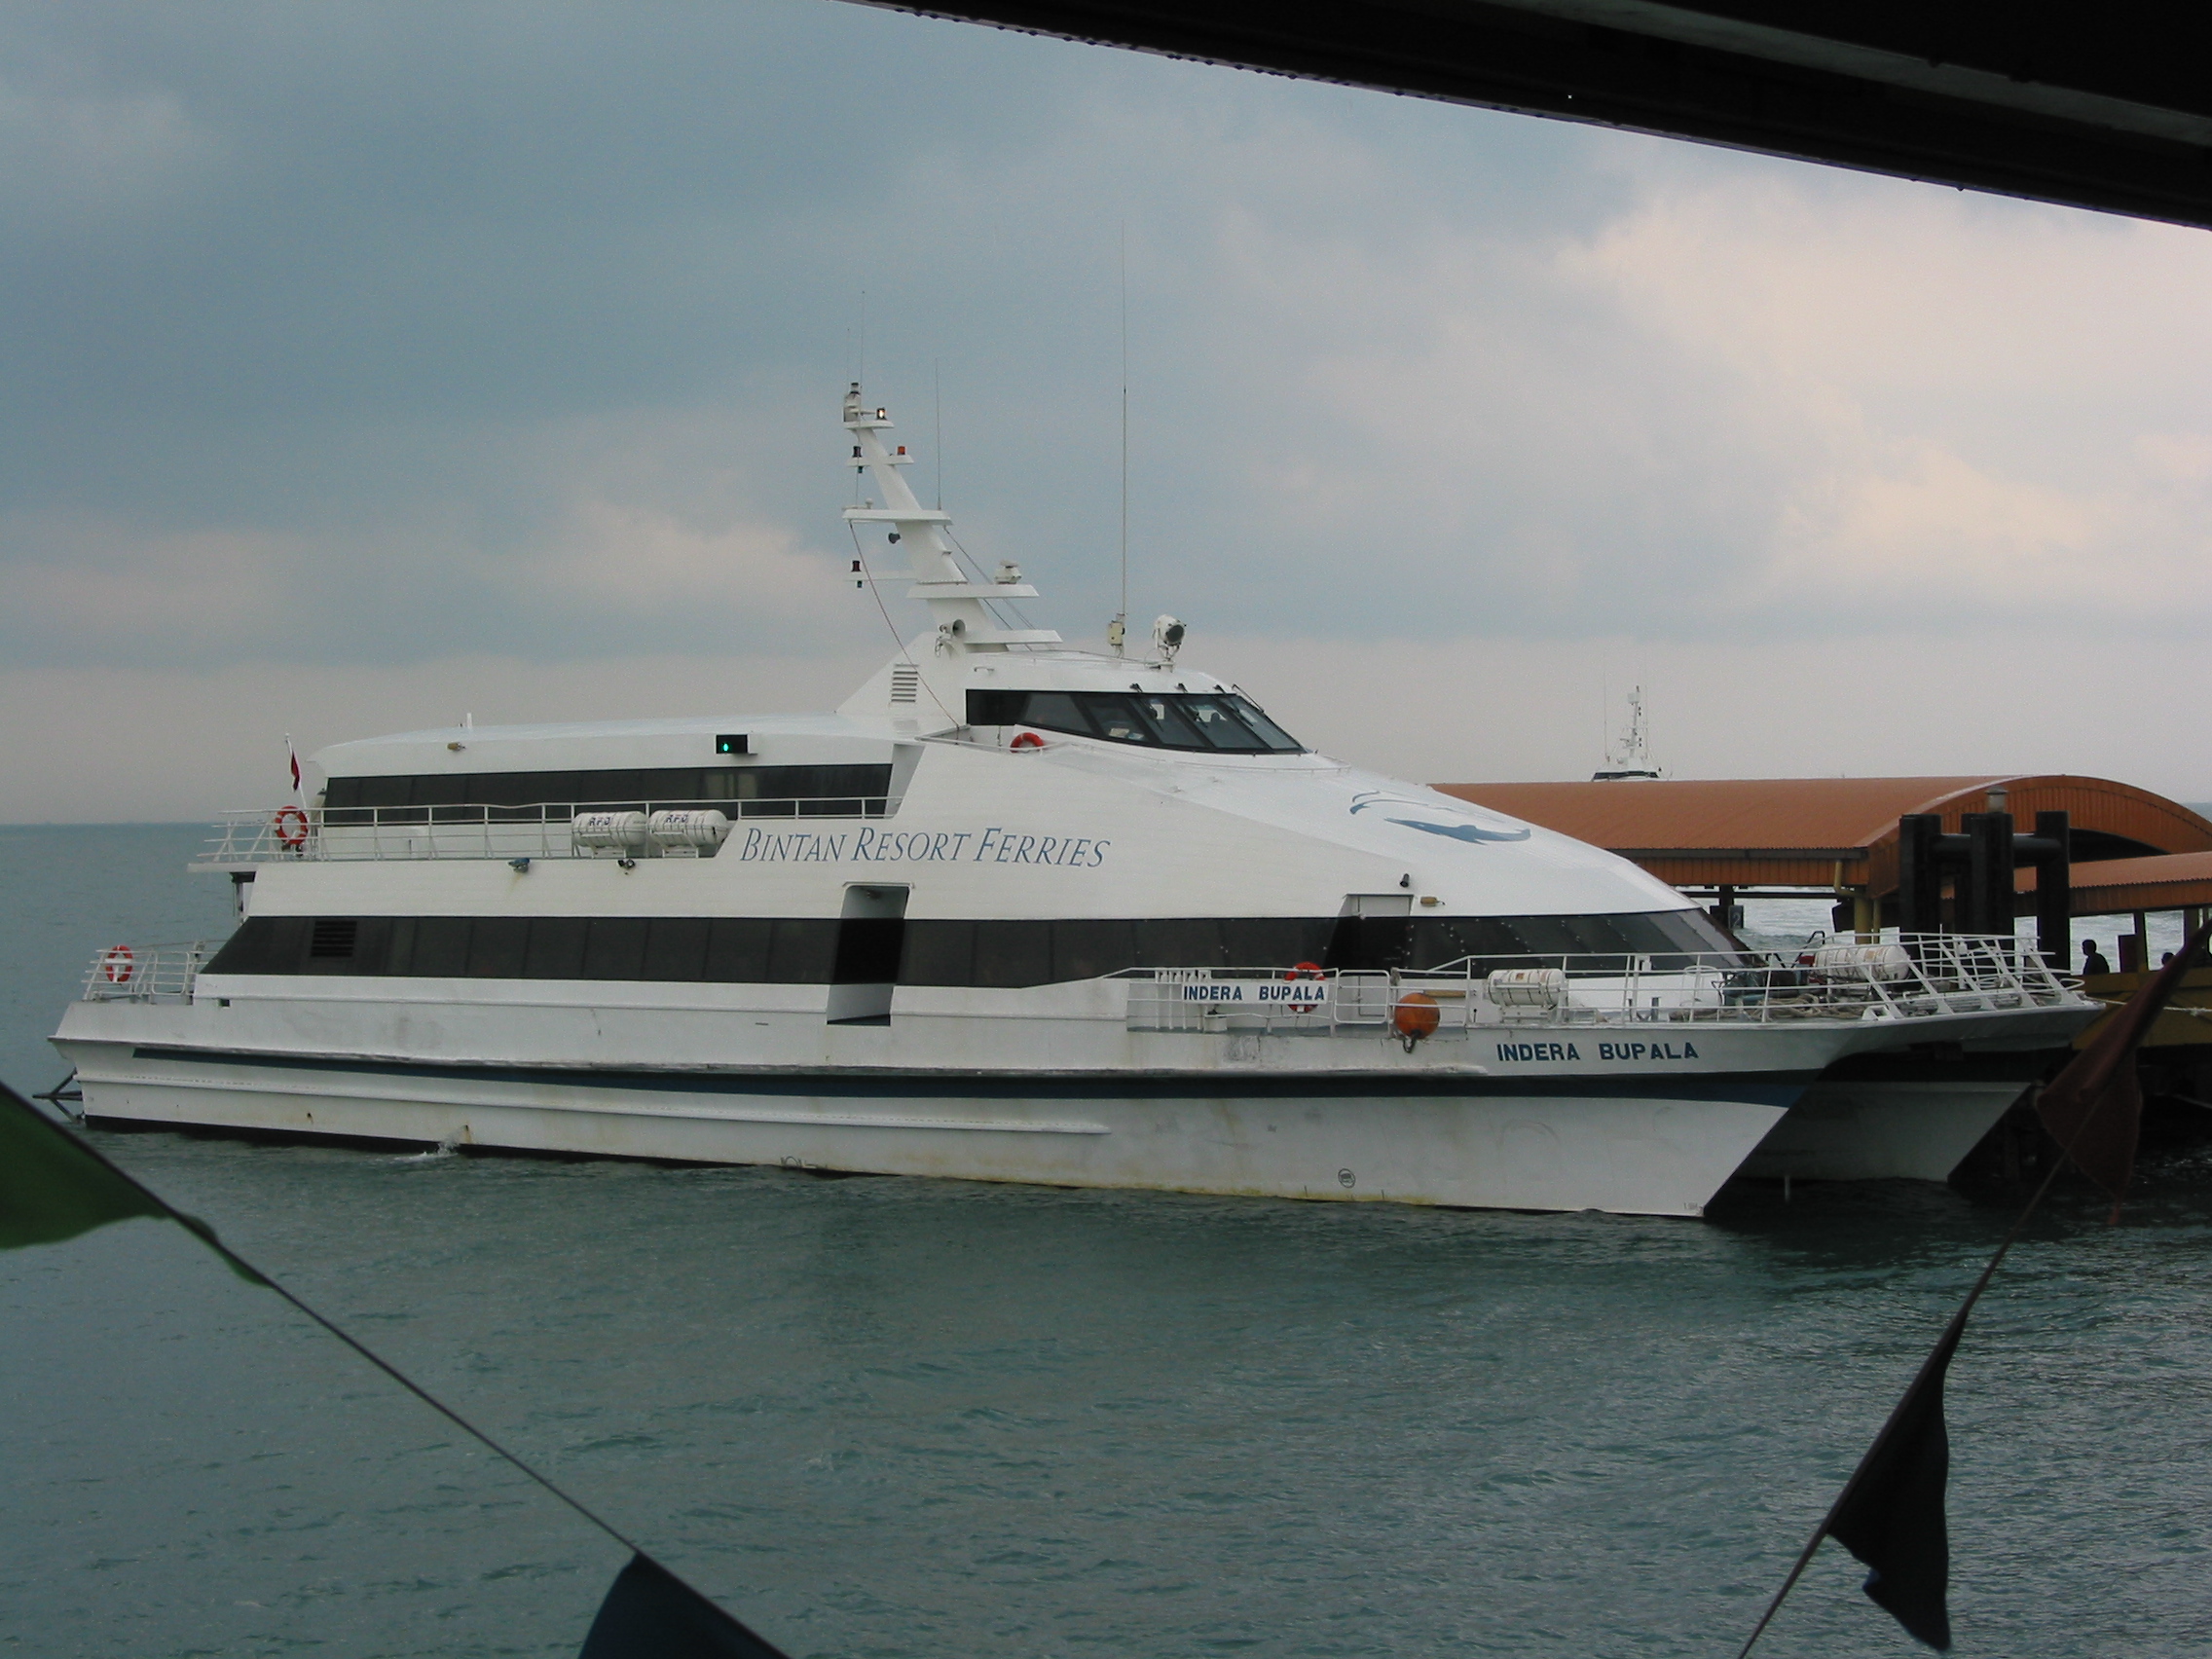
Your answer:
(579, 1554), (791, 1658)
(1824, 1311), (1966, 1649)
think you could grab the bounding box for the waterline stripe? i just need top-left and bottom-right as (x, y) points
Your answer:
(126, 1045), (1814, 1106)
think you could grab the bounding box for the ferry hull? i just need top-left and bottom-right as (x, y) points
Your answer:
(1738, 1079), (2029, 1183)
(1736, 1031), (2071, 1183)
(58, 1040), (1791, 1218)
(54, 965), (2095, 1218)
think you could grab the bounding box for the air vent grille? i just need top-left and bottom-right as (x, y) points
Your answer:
(310, 918), (359, 959)
(890, 665), (920, 705)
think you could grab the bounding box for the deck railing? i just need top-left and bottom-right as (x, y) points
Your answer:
(79, 931), (2082, 1029)
(198, 795), (900, 866)
(1121, 934), (2083, 1034)
(78, 940), (222, 1005)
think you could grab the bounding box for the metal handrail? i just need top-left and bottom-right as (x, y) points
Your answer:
(198, 794), (903, 866)
(1121, 934), (2083, 1034)
(79, 940), (222, 1004)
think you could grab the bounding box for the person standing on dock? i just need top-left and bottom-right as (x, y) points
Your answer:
(2083, 940), (2113, 976)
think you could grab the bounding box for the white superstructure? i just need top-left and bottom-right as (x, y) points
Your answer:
(52, 386), (2099, 1216)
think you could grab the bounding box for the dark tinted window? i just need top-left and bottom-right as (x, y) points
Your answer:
(705, 918), (771, 982)
(1232, 701), (1301, 751)
(525, 917), (588, 978)
(321, 764), (894, 824)
(1052, 918), (1134, 981)
(765, 919), (837, 983)
(1501, 915), (1582, 957)
(468, 917), (529, 978)
(200, 908), (1742, 987)
(1137, 918), (1226, 968)
(1085, 697), (1153, 746)
(411, 917), (472, 977)
(1132, 696), (1201, 747)
(1646, 910), (1740, 955)
(964, 690), (1303, 753)
(205, 916), (299, 974)
(349, 917), (393, 974)
(974, 919), (1052, 987)
(1020, 692), (1094, 737)
(645, 917), (711, 982)
(965, 690), (1026, 725)
(1179, 696), (1258, 750)
(901, 920), (973, 986)
(583, 918), (647, 980)
(1222, 918), (1333, 968)
(1407, 912), (1747, 971)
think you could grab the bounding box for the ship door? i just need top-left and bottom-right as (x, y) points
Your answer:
(827, 884), (909, 1025)
(1325, 893), (1413, 973)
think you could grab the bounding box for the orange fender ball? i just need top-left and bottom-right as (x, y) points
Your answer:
(1392, 991), (1441, 1040)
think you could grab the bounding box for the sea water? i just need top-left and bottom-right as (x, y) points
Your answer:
(4, 827), (2209, 1657)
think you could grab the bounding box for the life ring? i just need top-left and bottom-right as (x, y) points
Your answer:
(274, 804), (311, 850)
(1010, 731), (1046, 751)
(1284, 960), (1325, 1013)
(100, 943), (136, 984)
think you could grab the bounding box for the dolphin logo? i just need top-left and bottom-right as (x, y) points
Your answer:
(1386, 817), (1530, 843)
(1347, 790), (1531, 843)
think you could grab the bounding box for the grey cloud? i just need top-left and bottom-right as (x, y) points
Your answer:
(3, 0), (2209, 688)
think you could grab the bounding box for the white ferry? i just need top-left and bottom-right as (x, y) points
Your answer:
(52, 385), (2099, 1217)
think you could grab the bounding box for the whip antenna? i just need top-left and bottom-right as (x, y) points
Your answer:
(1115, 226), (1129, 655)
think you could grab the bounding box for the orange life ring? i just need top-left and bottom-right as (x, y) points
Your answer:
(1010, 731), (1046, 751)
(100, 943), (136, 984)
(274, 804), (311, 849)
(1284, 960), (1325, 1013)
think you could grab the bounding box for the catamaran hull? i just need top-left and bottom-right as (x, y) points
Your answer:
(1733, 1028), (2072, 1182)
(59, 1049), (1794, 1219)
(1738, 1078), (2032, 1183)
(56, 1018), (1803, 1217)
(53, 976), (2095, 1217)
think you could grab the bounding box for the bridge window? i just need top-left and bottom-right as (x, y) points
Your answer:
(964, 690), (1303, 753)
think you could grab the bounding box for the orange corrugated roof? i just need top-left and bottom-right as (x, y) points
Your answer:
(1433, 777), (2010, 855)
(2016, 851), (2212, 917)
(1431, 775), (2212, 896)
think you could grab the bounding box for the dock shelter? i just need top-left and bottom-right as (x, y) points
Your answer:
(1431, 775), (2212, 951)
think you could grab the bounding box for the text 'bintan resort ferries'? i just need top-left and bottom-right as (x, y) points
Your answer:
(53, 385), (2101, 1217)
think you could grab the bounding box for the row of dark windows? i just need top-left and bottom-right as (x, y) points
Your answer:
(207, 909), (1740, 988)
(320, 765), (896, 825)
(965, 690), (1303, 754)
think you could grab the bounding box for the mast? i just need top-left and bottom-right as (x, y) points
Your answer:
(1593, 684), (1661, 781)
(842, 384), (1059, 652)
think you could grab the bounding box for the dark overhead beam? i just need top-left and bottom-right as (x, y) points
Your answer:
(865, 0), (2212, 230)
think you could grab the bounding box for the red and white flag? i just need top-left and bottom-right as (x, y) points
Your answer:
(285, 734), (302, 799)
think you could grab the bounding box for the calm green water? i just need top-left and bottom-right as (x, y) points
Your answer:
(5, 828), (2209, 1656)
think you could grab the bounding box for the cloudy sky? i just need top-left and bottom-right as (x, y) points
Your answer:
(7, 1), (2212, 821)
